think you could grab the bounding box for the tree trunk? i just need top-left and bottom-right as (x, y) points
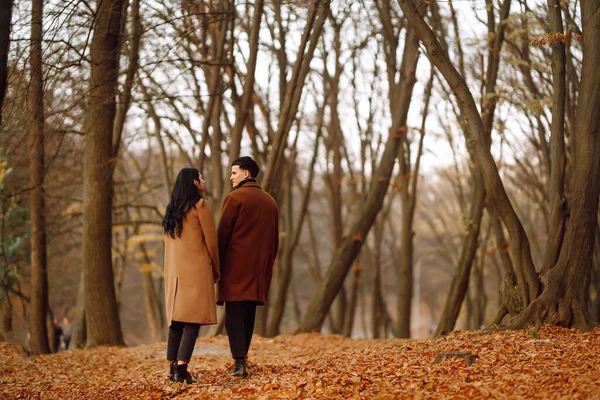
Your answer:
(229, 0), (263, 162)
(342, 267), (361, 337)
(298, 25), (421, 333)
(434, 0), (512, 337)
(371, 218), (384, 339)
(435, 182), (485, 336)
(263, 0), (328, 194)
(399, 0), (600, 331)
(198, 4), (228, 172)
(83, 0), (125, 347)
(395, 72), (431, 338)
(508, 1), (600, 331)
(0, 0), (13, 126)
(265, 166), (294, 337)
(138, 81), (170, 202)
(266, 115), (321, 337)
(70, 270), (86, 349)
(488, 203), (515, 276)
(326, 20), (347, 335)
(541, 0), (567, 275)
(27, 0), (50, 356)
(396, 188), (414, 338)
(142, 268), (163, 342)
(592, 258), (600, 322)
(0, 299), (12, 338)
(254, 303), (268, 337)
(469, 254), (487, 330)
(112, 0), (141, 156)
(46, 310), (57, 353)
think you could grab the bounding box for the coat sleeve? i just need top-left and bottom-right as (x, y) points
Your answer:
(197, 199), (220, 282)
(217, 194), (238, 266)
(273, 206), (279, 259)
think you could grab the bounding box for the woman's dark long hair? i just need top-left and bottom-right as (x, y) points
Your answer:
(162, 168), (202, 238)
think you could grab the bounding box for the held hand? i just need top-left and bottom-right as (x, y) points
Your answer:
(213, 270), (221, 283)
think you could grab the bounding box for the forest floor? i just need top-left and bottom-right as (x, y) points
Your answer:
(1, 325), (600, 399)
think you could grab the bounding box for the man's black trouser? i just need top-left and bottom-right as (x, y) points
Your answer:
(225, 301), (257, 360)
(167, 321), (200, 362)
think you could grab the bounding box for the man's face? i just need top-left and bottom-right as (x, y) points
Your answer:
(230, 165), (250, 188)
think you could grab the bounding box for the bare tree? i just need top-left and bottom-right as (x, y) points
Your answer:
(398, 0), (600, 331)
(27, 0), (50, 355)
(82, 0), (126, 346)
(298, 7), (423, 332)
(434, 0), (513, 336)
(229, 0), (264, 163)
(262, 0), (329, 195)
(266, 116), (322, 337)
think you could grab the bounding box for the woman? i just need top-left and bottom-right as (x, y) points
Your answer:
(162, 168), (220, 383)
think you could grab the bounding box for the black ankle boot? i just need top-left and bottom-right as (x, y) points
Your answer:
(172, 363), (196, 384)
(169, 361), (177, 381)
(232, 359), (248, 378)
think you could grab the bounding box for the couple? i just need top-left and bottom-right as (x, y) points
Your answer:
(162, 156), (279, 383)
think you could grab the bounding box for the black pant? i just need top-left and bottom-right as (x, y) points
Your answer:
(167, 321), (200, 362)
(225, 301), (257, 360)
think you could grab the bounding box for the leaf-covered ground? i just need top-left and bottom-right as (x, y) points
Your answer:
(2, 326), (599, 399)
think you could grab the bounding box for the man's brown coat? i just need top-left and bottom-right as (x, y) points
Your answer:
(217, 182), (279, 305)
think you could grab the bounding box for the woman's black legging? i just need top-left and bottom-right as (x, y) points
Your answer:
(167, 321), (200, 362)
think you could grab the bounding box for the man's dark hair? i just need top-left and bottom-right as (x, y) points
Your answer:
(232, 156), (260, 178)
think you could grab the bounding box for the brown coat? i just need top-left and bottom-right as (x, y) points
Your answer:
(164, 198), (220, 325)
(217, 181), (279, 305)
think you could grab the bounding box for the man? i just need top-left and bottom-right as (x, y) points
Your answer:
(217, 156), (279, 379)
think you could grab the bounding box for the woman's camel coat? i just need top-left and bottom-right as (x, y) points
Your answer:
(164, 198), (220, 326)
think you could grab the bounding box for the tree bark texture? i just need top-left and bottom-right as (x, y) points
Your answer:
(541, 0), (567, 275)
(27, 0), (50, 356)
(298, 25), (421, 333)
(508, 0), (600, 331)
(83, 0), (125, 347)
(0, 0), (13, 127)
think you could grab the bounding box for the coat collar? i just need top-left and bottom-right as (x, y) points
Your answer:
(235, 179), (262, 190)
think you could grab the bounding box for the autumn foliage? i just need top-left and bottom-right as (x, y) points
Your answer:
(530, 29), (582, 46)
(2, 326), (600, 399)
